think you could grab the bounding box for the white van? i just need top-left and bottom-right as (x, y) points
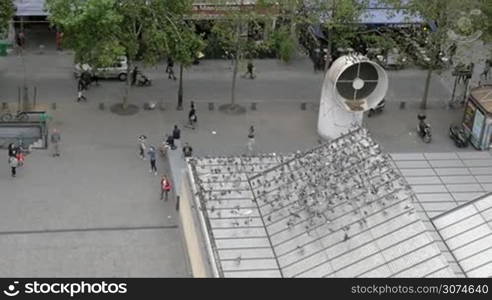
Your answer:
(74, 56), (128, 81)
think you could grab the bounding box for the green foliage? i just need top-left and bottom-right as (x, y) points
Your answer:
(269, 27), (296, 62)
(46, 0), (196, 68)
(0, 0), (15, 38)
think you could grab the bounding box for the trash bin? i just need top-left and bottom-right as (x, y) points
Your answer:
(0, 41), (11, 56)
(0, 42), (7, 56)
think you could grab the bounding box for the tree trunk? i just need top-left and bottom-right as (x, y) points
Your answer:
(123, 62), (131, 110)
(231, 52), (239, 106)
(421, 68), (433, 110)
(177, 63), (184, 110)
(230, 24), (242, 107)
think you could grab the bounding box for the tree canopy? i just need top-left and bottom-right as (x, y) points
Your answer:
(0, 0), (15, 38)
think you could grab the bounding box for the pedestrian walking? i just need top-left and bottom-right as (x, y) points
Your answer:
(138, 135), (147, 160)
(188, 107), (197, 130)
(245, 61), (255, 79)
(9, 156), (18, 177)
(481, 59), (491, 81)
(247, 125), (255, 153)
(166, 57), (177, 80)
(172, 125), (181, 140)
(166, 134), (176, 150)
(183, 142), (193, 157)
(148, 146), (157, 175)
(77, 87), (86, 102)
(56, 31), (64, 51)
(8, 143), (17, 158)
(131, 66), (138, 86)
(160, 175), (172, 201)
(51, 128), (61, 157)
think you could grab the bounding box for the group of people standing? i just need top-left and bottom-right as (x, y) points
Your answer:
(137, 123), (193, 201)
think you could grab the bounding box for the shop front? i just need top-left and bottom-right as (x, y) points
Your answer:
(462, 85), (492, 150)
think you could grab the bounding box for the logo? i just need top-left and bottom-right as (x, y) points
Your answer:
(447, 8), (484, 43)
(3, 282), (20, 297)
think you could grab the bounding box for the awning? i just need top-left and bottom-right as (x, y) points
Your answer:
(14, 0), (48, 17)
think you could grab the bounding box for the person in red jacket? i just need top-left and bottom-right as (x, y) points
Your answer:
(161, 176), (172, 201)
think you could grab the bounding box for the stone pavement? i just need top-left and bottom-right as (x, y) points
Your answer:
(0, 45), (488, 276)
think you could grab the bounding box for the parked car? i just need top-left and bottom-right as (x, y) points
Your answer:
(74, 56), (128, 81)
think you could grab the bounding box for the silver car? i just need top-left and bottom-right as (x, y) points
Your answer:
(74, 56), (128, 81)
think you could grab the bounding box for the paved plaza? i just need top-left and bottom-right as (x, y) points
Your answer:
(0, 40), (491, 277)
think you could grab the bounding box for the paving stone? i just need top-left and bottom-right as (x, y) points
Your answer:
(224, 270), (282, 278)
(421, 202), (458, 214)
(475, 175), (492, 183)
(282, 250), (331, 277)
(405, 176), (442, 185)
(439, 176), (478, 184)
(446, 184), (484, 193)
(461, 248), (492, 272)
(466, 263), (492, 277)
(439, 216), (486, 240)
(432, 205), (478, 229)
(452, 192), (485, 202)
(221, 258), (279, 272)
(479, 184), (492, 192)
(469, 167), (492, 175)
(394, 255), (450, 277)
(381, 234), (430, 261)
(212, 227), (268, 239)
(428, 160), (465, 168)
(434, 168), (471, 176)
(417, 193), (454, 202)
(446, 225), (490, 250)
(457, 152), (492, 159)
(390, 153), (426, 160)
(411, 185), (448, 193)
(424, 153), (459, 160)
(452, 235), (492, 261)
(463, 159), (492, 167)
(358, 264), (393, 277)
(474, 197), (492, 211)
(395, 161), (431, 168)
(218, 248), (276, 260)
(215, 237), (272, 249)
(388, 244), (441, 275)
(399, 169), (437, 176)
(210, 218), (264, 229)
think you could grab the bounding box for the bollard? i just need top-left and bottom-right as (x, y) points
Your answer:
(99, 102), (105, 110)
(176, 196), (180, 211)
(400, 101), (406, 109)
(251, 102), (257, 111)
(208, 102), (214, 111)
(51, 102), (57, 110)
(301, 102), (307, 110)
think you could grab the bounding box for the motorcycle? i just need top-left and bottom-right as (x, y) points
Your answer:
(449, 125), (469, 148)
(417, 114), (432, 143)
(137, 73), (152, 87)
(368, 99), (385, 117)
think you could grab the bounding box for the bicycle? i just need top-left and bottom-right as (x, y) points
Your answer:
(1, 111), (29, 122)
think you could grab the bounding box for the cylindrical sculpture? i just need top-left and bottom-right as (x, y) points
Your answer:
(318, 54), (388, 140)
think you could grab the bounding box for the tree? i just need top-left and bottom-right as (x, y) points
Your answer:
(0, 0), (15, 38)
(384, 0), (486, 110)
(46, 0), (193, 111)
(156, 2), (205, 110)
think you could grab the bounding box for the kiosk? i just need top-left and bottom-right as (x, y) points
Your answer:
(462, 85), (492, 150)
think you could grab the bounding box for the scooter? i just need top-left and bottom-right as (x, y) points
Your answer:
(417, 114), (432, 143)
(368, 99), (385, 117)
(137, 73), (152, 87)
(449, 125), (469, 148)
